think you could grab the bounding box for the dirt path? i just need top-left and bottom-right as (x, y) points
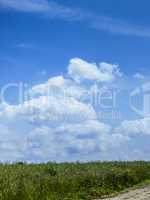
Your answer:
(100, 186), (150, 200)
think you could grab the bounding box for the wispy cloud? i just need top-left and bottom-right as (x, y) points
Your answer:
(90, 17), (150, 38)
(1, 0), (150, 38)
(0, 0), (50, 12)
(15, 43), (35, 49)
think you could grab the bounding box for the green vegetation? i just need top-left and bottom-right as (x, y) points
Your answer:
(0, 161), (150, 199)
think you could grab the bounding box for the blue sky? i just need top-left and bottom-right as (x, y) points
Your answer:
(1, 0), (150, 84)
(0, 0), (150, 162)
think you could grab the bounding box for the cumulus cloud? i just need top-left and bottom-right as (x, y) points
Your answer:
(68, 58), (122, 83)
(133, 73), (145, 80)
(0, 57), (149, 162)
(30, 75), (86, 100)
(0, 57), (123, 162)
(0, 101), (112, 162)
(111, 117), (150, 160)
(116, 118), (150, 136)
(26, 123), (106, 162)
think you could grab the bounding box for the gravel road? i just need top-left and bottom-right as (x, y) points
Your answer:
(100, 186), (150, 200)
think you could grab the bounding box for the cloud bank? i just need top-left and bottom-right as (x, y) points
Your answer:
(0, 58), (149, 162)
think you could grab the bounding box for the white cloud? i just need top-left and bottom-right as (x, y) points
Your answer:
(91, 16), (150, 38)
(0, 99), (113, 162)
(0, 57), (121, 162)
(30, 75), (86, 99)
(0, 58), (150, 161)
(15, 43), (35, 49)
(40, 70), (47, 76)
(68, 58), (122, 83)
(1, 0), (150, 38)
(56, 120), (111, 136)
(0, 0), (50, 12)
(116, 117), (150, 135)
(1, 96), (96, 125)
(0, 0), (80, 21)
(133, 73), (145, 80)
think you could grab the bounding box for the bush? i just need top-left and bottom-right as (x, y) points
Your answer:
(0, 161), (149, 199)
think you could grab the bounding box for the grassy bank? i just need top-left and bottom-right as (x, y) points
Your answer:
(0, 161), (150, 199)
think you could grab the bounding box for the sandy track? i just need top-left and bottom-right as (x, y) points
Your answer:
(100, 186), (150, 200)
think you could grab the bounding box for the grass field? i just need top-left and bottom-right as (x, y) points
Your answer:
(0, 161), (150, 200)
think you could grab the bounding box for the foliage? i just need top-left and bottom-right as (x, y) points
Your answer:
(0, 161), (150, 199)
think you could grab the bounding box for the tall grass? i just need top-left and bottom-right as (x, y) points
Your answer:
(0, 161), (150, 199)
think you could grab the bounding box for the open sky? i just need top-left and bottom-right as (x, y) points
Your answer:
(0, 0), (150, 162)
